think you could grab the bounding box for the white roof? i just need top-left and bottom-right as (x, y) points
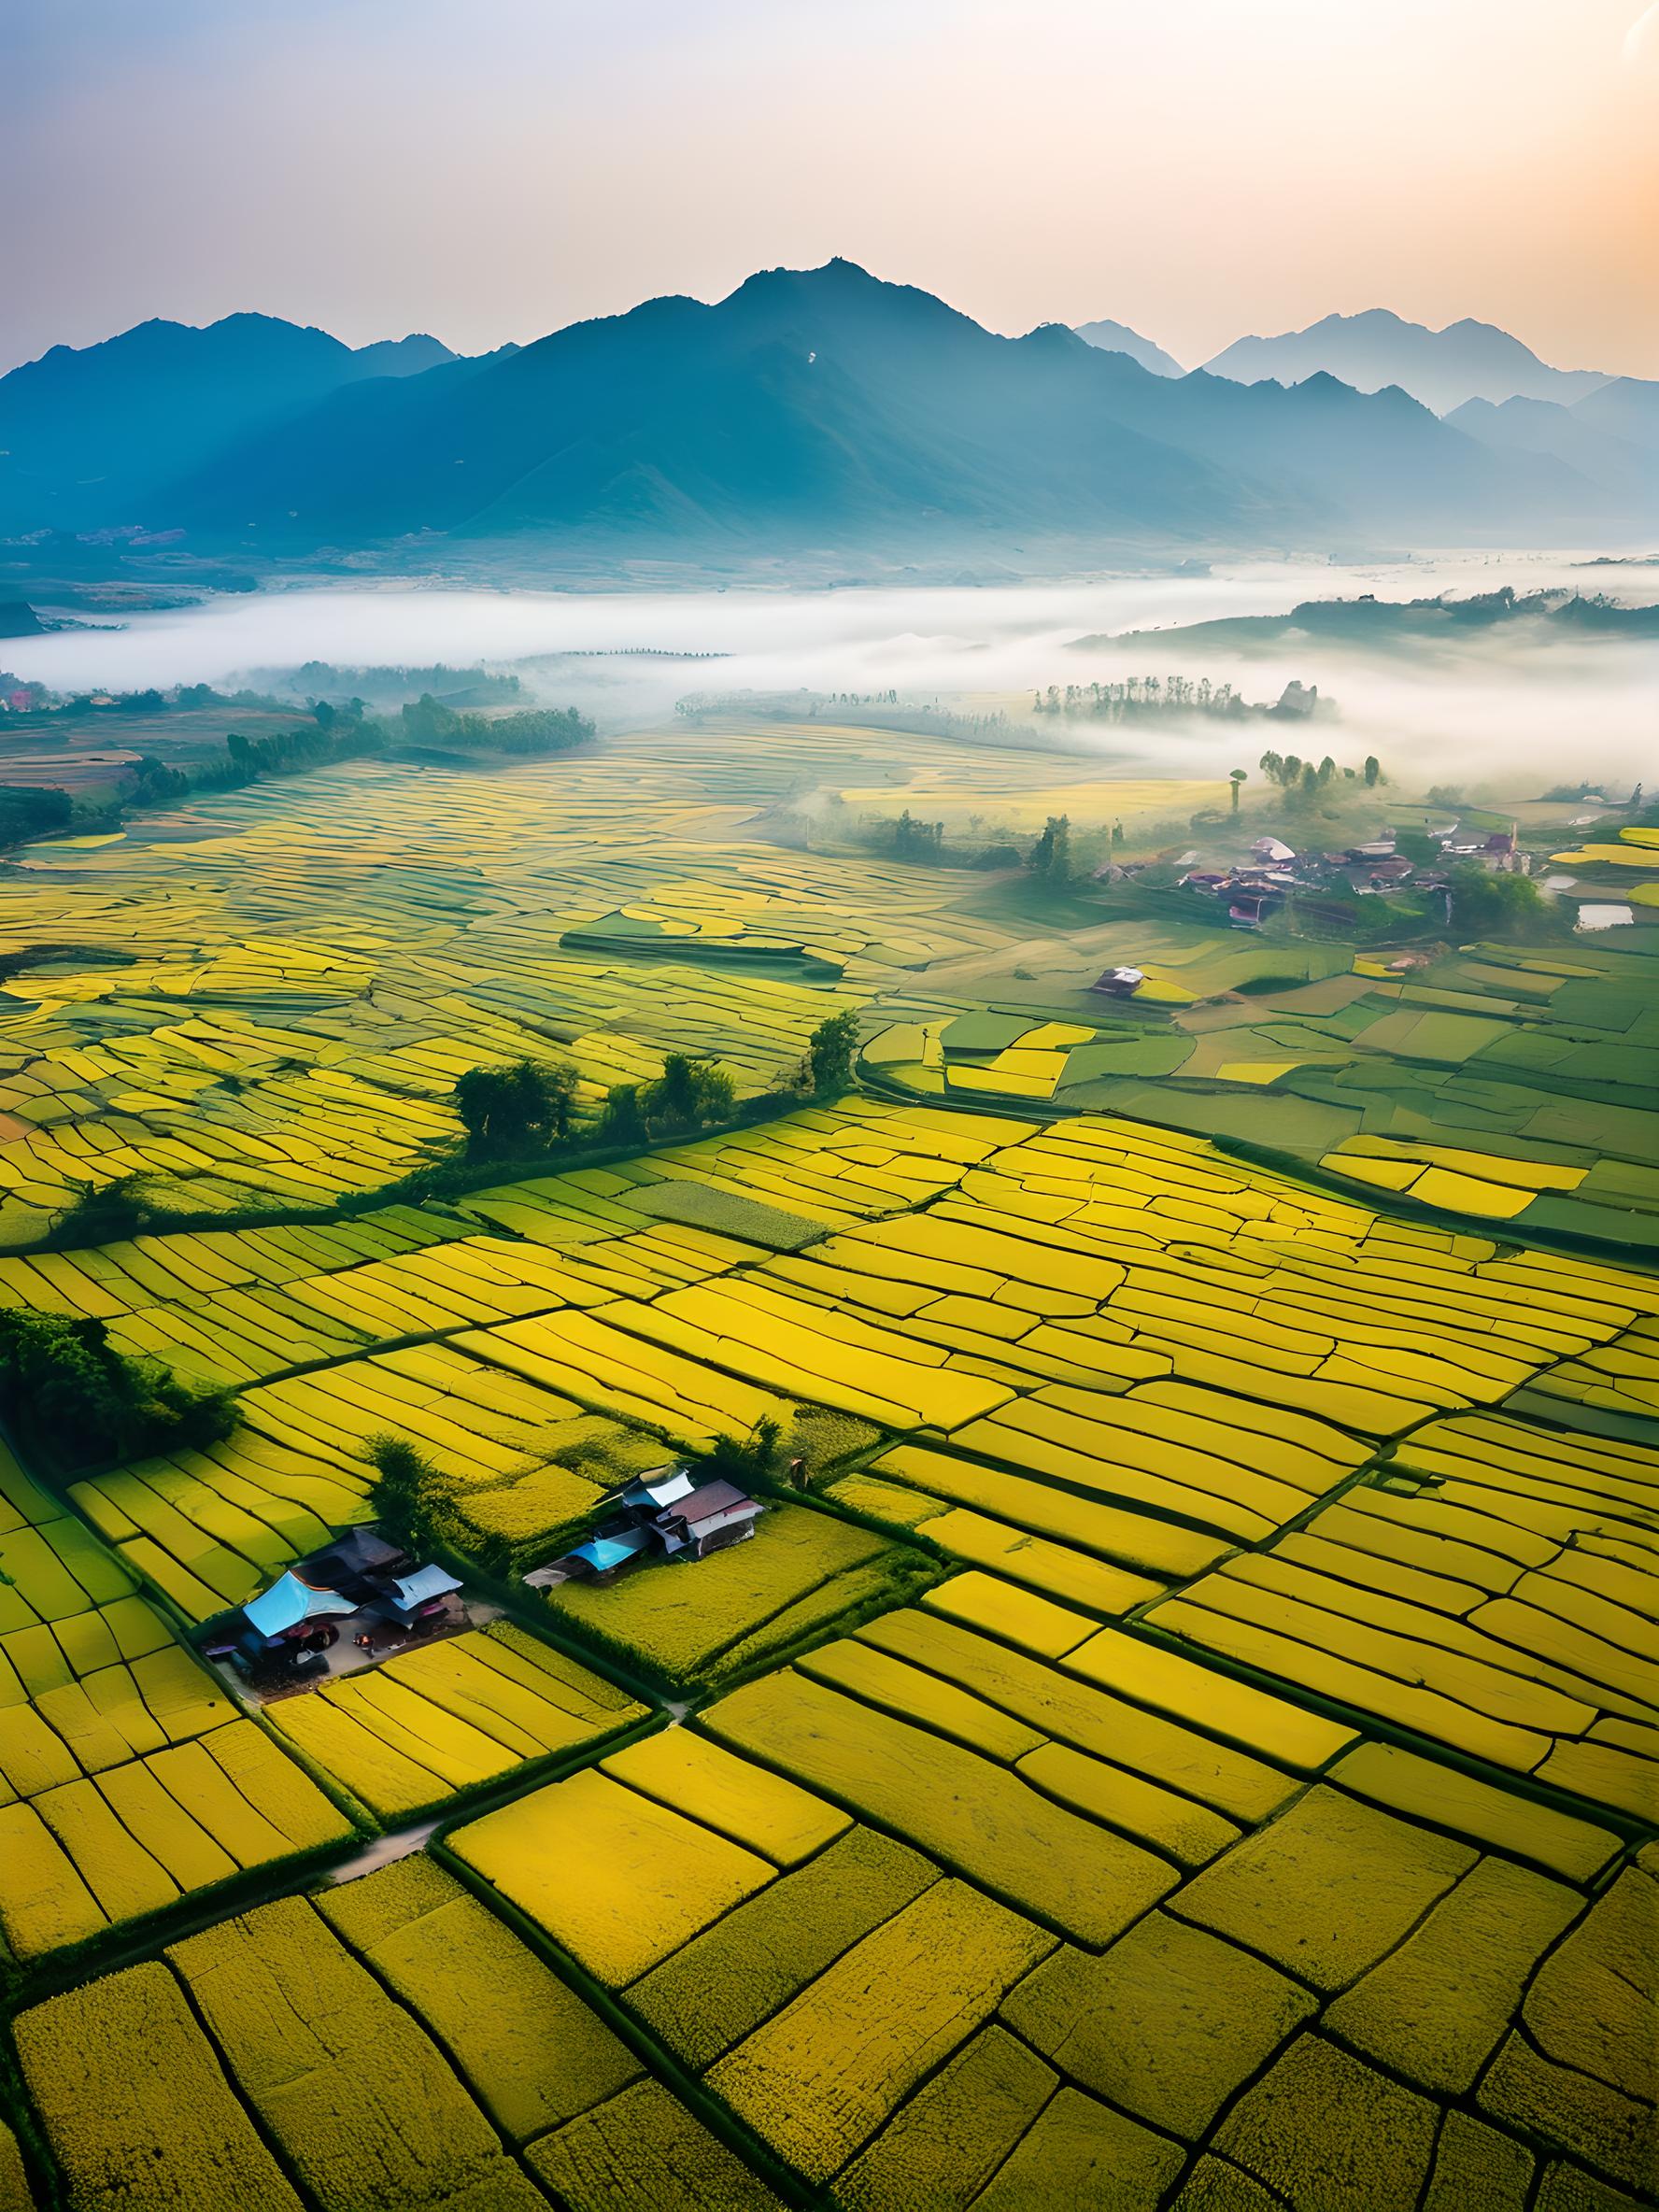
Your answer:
(1251, 837), (1296, 861)
(625, 1468), (697, 1510)
(388, 1565), (463, 1609)
(1104, 966), (1144, 985)
(1576, 904), (1635, 932)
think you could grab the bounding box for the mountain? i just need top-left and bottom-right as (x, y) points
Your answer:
(1447, 394), (1657, 501)
(1571, 377), (1659, 456)
(143, 262), (1609, 562)
(1202, 309), (1610, 415)
(1073, 319), (1184, 376)
(0, 315), (459, 532)
(156, 264), (1266, 550)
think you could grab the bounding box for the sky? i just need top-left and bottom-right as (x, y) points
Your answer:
(4, 0), (1656, 378)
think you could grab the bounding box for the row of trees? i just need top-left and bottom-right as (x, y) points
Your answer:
(1255, 750), (1382, 801)
(0, 691), (602, 856)
(1033, 676), (1260, 716)
(450, 1012), (860, 1168)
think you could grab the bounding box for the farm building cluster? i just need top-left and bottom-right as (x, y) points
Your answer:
(215, 1526), (465, 1689)
(1094, 821), (1528, 956)
(527, 1465), (765, 1588)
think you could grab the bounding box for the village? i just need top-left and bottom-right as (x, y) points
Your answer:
(1108, 816), (1529, 931)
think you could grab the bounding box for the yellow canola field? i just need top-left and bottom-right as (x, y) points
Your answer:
(316, 1855), (644, 2146)
(0, 1719), (350, 1960)
(15, 1961), (305, 2212)
(267, 1621), (643, 1820)
(167, 1893), (547, 2210)
(68, 1094), (1659, 1665)
(601, 1729), (850, 1868)
(706, 1879), (1055, 2184)
(450, 1766), (776, 1984)
(1145, 1424), (1659, 1816)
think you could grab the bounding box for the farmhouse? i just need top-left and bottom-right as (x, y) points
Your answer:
(528, 1464), (767, 1587)
(653, 1479), (764, 1560)
(1091, 965), (1145, 998)
(225, 1527), (464, 1685)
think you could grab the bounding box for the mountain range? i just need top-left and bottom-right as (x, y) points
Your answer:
(0, 315), (461, 533)
(1, 267), (1652, 570)
(1197, 308), (1611, 415)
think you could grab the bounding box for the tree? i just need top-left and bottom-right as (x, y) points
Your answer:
(452, 1058), (577, 1160)
(1229, 769), (1247, 813)
(1028, 814), (1072, 882)
(644, 1054), (735, 1136)
(0, 1309), (234, 1466)
(49, 1173), (159, 1247)
(598, 1083), (648, 1149)
(366, 1435), (456, 1557)
(803, 1010), (859, 1097)
(1446, 863), (1554, 937)
(128, 755), (191, 805)
(1364, 755), (1382, 787)
(694, 1417), (781, 1490)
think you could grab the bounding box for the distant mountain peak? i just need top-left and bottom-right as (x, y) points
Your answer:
(1073, 318), (1184, 377)
(1202, 309), (1611, 414)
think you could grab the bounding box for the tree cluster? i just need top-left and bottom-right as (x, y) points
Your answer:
(1257, 750), (1380, 805)
(0, 786), (73, 844)
(47, 1173), (169, 1248)
(454, 1059), (577, 1160)
(0, 1309), (234, 1467)
(631, 1052), (736, 1137)
(399, 695), (593, 755)
(693, 1417), (782, 1491)
(452, 1011), (855, 1174)
(1445, 863), (1556, 937)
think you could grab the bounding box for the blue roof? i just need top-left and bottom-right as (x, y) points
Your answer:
(244, 1571), (354, 1638)
(570, 1536), (642, 1574)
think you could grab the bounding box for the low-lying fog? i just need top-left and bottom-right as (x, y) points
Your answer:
(9, 549), (1656, 792)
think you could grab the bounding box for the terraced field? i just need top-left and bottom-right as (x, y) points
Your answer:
(0, 725), (1221, 1245)
(0, 715), (1653, 2209)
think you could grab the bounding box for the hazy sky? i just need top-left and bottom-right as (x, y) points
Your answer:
(5, 0), (1655, 377)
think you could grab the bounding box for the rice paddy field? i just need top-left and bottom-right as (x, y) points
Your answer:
(0, 712), (1655, 2209)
